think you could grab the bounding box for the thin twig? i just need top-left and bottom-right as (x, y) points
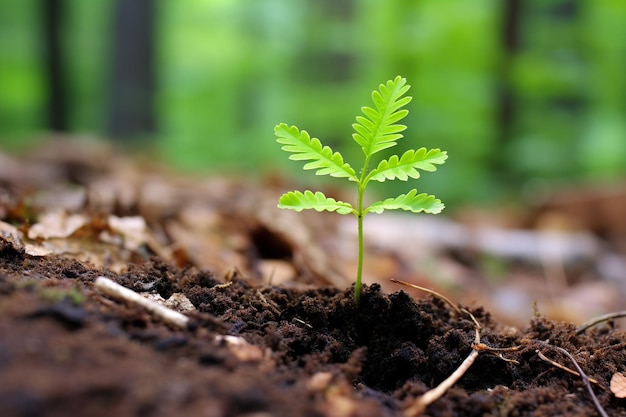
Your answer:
(537, 343), (608, 417)
(390, 278), (462, 315)
(396, 279), (482, 416)
(576, 311), (626, 334)
(293, 317), (313, 329)
(394, 278), (525, 416)
(405, 349), (480, 417)
(552, 346), (609, 417)
(256, 289), (282, 316)
(535, 350), (603, 388)
(473, 343), (524, 365)
(94, 276), (189, 329)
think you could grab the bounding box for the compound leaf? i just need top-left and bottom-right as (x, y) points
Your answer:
(367, 148), (448, 183)
(278, 190), (355, 215)
(366, 189), (444, 214)
(352, 76), (412, 157)
(276, 123), (357, 180)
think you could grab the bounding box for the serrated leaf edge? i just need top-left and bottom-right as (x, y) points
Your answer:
(366, 148), (448, 183)
(365, 189), (444, 215)
(275, 123), (357, 181)
(351, 76), (412, 157)
(278, 190), (355, 215)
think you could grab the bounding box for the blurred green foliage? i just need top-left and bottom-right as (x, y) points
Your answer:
(0, 1), (45, 142)
(0, 0), (625, 206)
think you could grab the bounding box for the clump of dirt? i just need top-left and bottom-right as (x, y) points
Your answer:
(2, 237), (626, 417)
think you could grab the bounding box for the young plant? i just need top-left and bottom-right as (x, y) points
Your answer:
(275, 76), (447, 305)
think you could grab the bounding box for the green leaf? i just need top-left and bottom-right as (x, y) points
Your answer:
(352, 76), (412, 157)
(365, 189), (444, 214)
(367, 148), (448, 183)
(275, 123), (357, 180)
(278, 190), (355, 215)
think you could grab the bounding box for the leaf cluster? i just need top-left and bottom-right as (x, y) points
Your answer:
(276, 76), (447, 216)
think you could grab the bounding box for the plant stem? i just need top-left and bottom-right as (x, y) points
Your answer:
(355, 183), (366, 306)
(355, 153), (372, 307)
(355, 210), (364, 306)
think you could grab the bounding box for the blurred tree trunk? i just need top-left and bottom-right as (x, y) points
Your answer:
(42, 0), (67, 132)
(495, 0), (521, 178)
(106, 0), (155, 141)
(500, 0), (520, 128)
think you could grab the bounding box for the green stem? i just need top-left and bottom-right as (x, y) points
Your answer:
(355, 185), (365, 306)
(354, 150), (370, 306)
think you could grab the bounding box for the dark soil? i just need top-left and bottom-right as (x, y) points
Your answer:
(2, 140), (626, 416)
(4, 240), (626, 416)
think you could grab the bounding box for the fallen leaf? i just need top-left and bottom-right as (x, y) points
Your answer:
(28, 210), (88, 239)
(106, 215), (148, 251)
(611, 372), (626, 398)
(23, 243), (54, 257)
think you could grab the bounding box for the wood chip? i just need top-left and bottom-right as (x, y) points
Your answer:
(94, 276), (189, 329)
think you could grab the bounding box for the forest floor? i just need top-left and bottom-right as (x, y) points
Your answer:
(2, 138), (626, 417)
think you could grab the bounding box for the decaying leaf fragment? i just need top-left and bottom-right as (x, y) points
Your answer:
(28, 210), (88, 239)
(610, 372), (626, 398)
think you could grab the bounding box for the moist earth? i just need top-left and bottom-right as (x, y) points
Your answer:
(1, 241), (626, 417)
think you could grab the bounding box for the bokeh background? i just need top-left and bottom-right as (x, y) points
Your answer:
(1, 0), (625, 207)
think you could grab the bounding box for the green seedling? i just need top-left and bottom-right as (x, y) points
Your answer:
(275, 76), (447, 305)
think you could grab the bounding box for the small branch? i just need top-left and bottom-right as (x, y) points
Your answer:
(390, 278), (462, 315)
(405, 349), (479, 417)
(397, 279), (484, 416)
(576, 311), (626, 334)
(537, 343), (608, 417)
(94, 276), (189, 329)
(473, 343), (524, 365)
(535, 350), (603, 388)
(552, 346), (608, 417)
